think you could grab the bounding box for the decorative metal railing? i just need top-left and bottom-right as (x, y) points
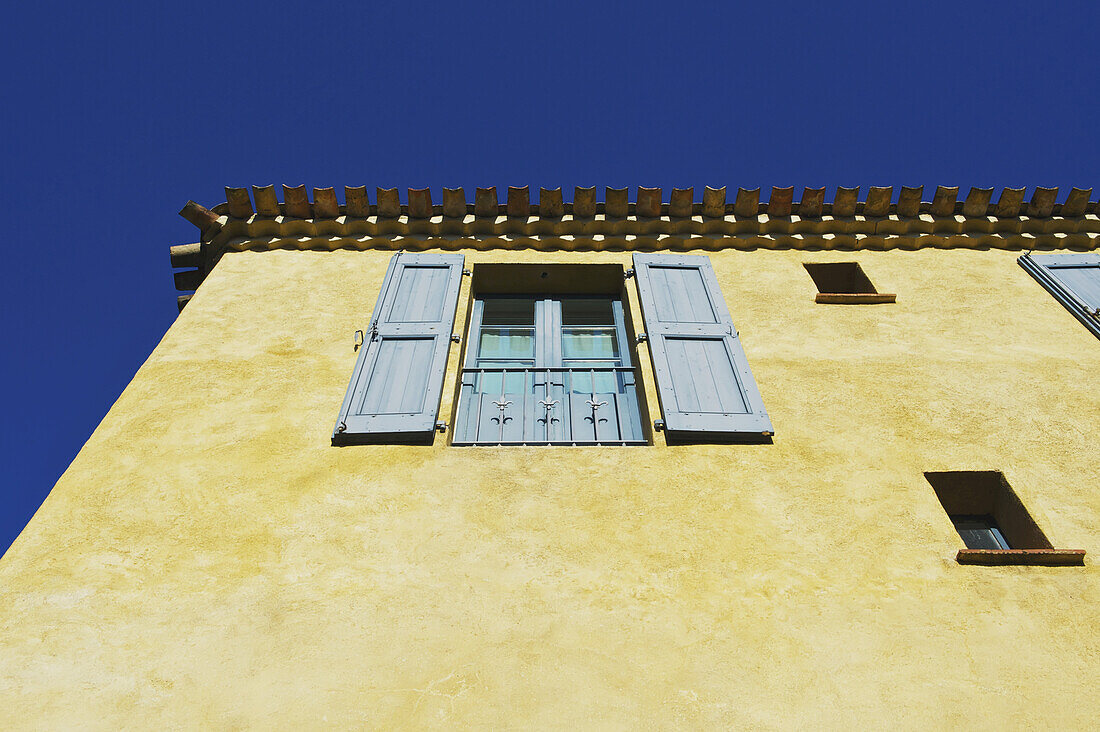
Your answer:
(452, 367), (646, 446)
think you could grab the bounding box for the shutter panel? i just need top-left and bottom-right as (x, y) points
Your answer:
(333, 251), (465, 444)
(632, 253), (773, 442)
(1019, 252), (1100, 340)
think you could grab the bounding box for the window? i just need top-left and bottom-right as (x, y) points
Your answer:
(452, 266), (646, 445)
(1018, 252), (1100, 339)
(950, 515), (1010, 550)
(925, 471), (1084, 566)
(334, 252), (774, 447)
(803, 262), (895, 304)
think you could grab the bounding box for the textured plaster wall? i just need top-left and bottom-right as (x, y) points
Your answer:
(0, 243), (1097, 729)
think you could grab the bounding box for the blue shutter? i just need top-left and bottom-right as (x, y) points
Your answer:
(1019, 252), (1100, 340)
(632, 253), (773, 442)
(333, 252), (465, 444)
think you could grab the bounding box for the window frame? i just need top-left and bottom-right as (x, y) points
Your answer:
(452, 288), (648, 447)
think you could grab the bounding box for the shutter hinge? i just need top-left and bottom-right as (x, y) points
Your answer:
(435, 421), (448, 433)
(625, 268), (635, 279)
(653, 420), (666, 431)
(462, 269), (472, 276)
(353, 330), (364, 352)
(451, 334), (461, 344)
(635, 333), (648, 344)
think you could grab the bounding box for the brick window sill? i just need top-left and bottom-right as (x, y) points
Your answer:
(956, 549), (1086, 566)
(815, 293), (897, 304)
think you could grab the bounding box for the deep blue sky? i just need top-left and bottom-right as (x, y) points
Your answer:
(1, 1), (1097, 554)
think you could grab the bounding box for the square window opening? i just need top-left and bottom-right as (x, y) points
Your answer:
(925, 470), (1084, 566)
(804, 262), (896, 304)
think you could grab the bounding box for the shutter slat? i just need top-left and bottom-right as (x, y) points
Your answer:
(334, 252), (465, 444)
(1019, 252), (1100, 340)
(632, 253), (773, 442)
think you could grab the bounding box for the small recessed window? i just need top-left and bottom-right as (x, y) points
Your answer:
(803, 262), (896, 304)
(925, 471), (1084, 566)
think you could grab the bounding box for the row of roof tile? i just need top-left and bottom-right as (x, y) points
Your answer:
(199, 185), (1094, 224)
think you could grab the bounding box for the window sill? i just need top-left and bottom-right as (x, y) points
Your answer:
(956, 549), (1085, 566)
(815, 293), (897, 304)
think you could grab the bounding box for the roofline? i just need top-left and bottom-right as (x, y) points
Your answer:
(170, 184), (1099, 311)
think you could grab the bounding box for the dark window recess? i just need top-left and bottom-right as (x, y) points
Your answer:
(1018, 252), (1100, 340)
(803, 262), (896, 304)
(925, 471), (1085, 566)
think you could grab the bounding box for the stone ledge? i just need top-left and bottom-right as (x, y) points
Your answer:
(956, 549), (1086, 566)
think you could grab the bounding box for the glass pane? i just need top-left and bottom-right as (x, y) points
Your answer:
(474, 361), (533, 394)
(564, 361), (623, 394)
(562, 298), (615, 326)
(479, 328), (535, 359)
(481, 298), (535, 325)
(562, 328), (619, 359)
(952, 515), (1010, 550)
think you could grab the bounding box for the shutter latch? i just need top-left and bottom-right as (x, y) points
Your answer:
(353, 330), (364, 352)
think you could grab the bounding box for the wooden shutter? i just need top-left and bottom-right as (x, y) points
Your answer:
(632, 253), (773, 442)
(1019, 252), (1100, 340)
(333, 252), (465, 444)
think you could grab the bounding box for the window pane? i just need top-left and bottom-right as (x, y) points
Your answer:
(564, 361), (623, 394)
(481, 298), (535, 325)
(562, 328), (619, 359)
(473, 361), (533, 393)
(952, 515), (1010, 550)
(562, 298), (614, 326)
(479, 328), (535, 359)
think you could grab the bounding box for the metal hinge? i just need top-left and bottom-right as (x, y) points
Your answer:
(435, 421), (448, 433)
(653, 420), (666, 431)
(451, 334), (461, 344)
(462, 269), (472, 276)
(625, 268), (635, 278)
(635, 333), (648, 344)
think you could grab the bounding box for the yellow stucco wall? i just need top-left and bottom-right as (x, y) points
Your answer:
(1, 243), (1097, 729)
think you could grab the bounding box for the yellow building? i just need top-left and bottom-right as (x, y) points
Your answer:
(1, 184), (1097, 728)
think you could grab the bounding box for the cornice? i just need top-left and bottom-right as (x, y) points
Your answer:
(171, 185), (1099, 310)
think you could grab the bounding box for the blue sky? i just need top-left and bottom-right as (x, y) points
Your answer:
(1, 1), (1097, 553)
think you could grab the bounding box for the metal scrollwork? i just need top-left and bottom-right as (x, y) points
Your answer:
(492, 399), (513, 424)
